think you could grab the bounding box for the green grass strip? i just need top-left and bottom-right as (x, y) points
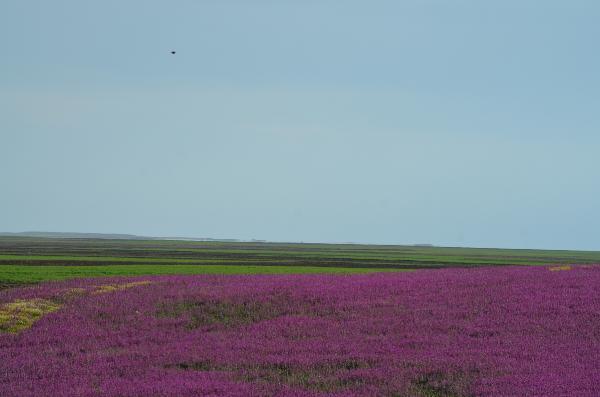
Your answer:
(0, 265), (409, 284)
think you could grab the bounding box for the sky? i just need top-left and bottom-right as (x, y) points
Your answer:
(1, 1), (599, 250)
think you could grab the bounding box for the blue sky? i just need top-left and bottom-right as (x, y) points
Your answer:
(1, 1), (599, 249)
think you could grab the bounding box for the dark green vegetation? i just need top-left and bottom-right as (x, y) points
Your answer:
(1, 236), (599, 287)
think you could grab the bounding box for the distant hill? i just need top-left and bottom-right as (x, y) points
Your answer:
(0, 232), (149, 240)
(0, 232), (241, 242)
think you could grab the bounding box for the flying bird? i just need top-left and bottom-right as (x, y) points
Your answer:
(170, 51), (176, 54)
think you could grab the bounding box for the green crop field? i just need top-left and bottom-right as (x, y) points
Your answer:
(1, 236), (599, 289)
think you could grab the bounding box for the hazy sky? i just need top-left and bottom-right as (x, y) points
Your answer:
(2, 1), (599, 249)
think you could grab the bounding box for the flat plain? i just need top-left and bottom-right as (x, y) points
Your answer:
(2, 237), (600, 396)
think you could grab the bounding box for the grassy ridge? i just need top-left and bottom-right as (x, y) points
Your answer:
(1, 236), (599, 287)
(3, 242), (600, 266)
(0, 252), (593, 266)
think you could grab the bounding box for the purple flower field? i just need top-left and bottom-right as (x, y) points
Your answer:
(1, 266), (599, 396)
